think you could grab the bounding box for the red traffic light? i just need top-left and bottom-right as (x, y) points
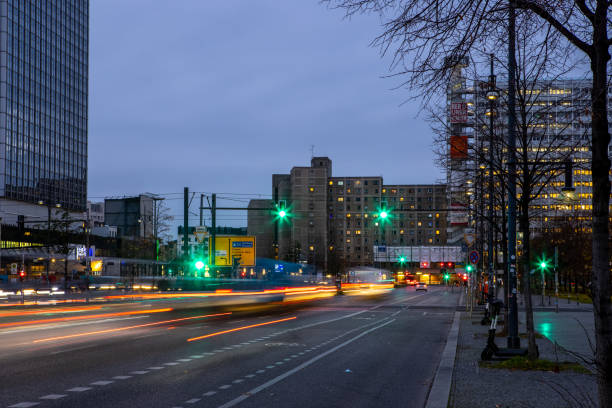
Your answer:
(462, 274), (468, 280)
(19, 270), (26, 279)
(447, 262), (455, 268)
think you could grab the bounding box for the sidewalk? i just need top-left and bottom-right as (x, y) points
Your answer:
(449, 307), (597, 408)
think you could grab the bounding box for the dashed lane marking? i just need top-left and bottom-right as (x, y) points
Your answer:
(164, 362), (179, 366)
(203, 391), (217, 397)
(148, 366), (165, 370)
(9, 402), (39, 407)
(130, 371), (149, 375)
(219, 385), (231, 390)
(266, 365), (275, 369)
(178, 358), (192, 362)
(232, 379), (244, 384)
(185, 398), (201, 404)
(255, 370), (265, 374)
(113, 376), (132, 380)
(190, 355), (203, 358)
(245, 374), (255, 378)
(67, 387), (92, 392)
(91, 380), (114, 386)
(39, 395), (66, 400)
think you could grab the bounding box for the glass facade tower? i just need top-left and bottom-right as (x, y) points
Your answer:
(0, 0), (88, 211)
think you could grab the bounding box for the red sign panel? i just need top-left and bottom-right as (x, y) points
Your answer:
(450, 135), (468, 159)
(450, 102), (468, 123)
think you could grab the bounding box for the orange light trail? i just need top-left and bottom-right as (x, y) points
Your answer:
(0, 305), (103, 318)
(187, 316), (297, 342)
(32, 312), (231, 343)
(0, 308), (173, 328)
(103, 286), (332, 300)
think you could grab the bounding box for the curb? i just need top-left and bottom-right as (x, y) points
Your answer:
(424, 311), (461, 408)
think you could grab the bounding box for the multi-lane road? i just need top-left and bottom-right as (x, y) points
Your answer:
(0, 286), (460, 408)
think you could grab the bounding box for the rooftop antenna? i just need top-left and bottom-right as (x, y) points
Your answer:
(310, 145), (315, 159)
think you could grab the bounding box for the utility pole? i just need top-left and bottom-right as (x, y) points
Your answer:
(211, 193), (216, 276)
(183, 187), (189, 274)
(273, 186), (279, 260)
(487, 53), (497, 305)
(200, 194), (204, 226)
(506, 0), (520, 349)
(554, 246), (559, 313)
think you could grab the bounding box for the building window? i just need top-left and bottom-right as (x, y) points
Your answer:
(309, 187), (315, 192)
(346, 230), (351, 235)
(356, 230), (361, 235)
(338, 197), (344, 202)
(436, 230), (440, 235)
(329, 181), (333, 185)
(338, 181), (344, 186)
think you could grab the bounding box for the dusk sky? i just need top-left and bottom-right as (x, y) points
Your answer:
(88, 1), (443, 231)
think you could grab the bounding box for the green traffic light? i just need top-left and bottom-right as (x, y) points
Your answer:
(399, 256), (406, 263)
(195, 260), (205, 271)
(380, 211), (388, 219)
(279, 210), (286, 218)
(444, 274), (450, 280)
(466, 265), (473, 272)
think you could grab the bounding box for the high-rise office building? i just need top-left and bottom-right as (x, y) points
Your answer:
(0, 0), (88, 224)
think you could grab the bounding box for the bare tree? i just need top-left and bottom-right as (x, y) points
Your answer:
(325, 0), (610, 402)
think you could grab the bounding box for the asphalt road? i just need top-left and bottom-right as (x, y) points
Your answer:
(0, 286), (460, 408)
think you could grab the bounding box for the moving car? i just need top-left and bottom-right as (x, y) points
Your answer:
(416, 282), (428, 291)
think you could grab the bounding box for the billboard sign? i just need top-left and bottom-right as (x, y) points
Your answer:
(449, 135), (468, 159)
(210, 236), (256, 267)
(450, 102), (468, 123)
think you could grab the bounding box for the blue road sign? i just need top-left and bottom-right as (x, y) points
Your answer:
(469, 250), (480, 265)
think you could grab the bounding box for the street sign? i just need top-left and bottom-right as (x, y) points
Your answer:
(469, 250), (480, 265)
(210, 236), (256, 267)
(194, 226), (209, 243)
(10, 263), (17, 274)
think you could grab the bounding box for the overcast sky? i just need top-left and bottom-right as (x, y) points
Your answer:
(88, 1), (443, 231)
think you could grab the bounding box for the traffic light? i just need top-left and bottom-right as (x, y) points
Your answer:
(19, 270), (25, 281)
(375, 206), (393, 224)
(466, 264), (473, 272)
(398, 255), (407, 264)
(444, 273), (450, 280)
(447, 262), (455, 269)
(274, 201), (291, 222)
(538, 256), (550, 271)
(194, 260), (205, 271)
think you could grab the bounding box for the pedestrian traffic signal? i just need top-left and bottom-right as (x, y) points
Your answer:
(19, 270), (25, 280)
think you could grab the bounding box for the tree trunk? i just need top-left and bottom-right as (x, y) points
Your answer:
(591, 3), (612, 405)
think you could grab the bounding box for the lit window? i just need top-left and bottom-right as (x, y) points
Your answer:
(329, 181), (333, 185)
(346, 213), (351, 218)
(309, 187), (314, 192)
(338, 181), (344, 186)
(338, 197), (344, 202)
(382, 188), (386, 193)
(346, 230), (351, 235)
(417, 222), (422, 227)
(356, 230), (361, 235)
(436, 230), (440, 235)
(309, 245), (314, 251)
(428, 238), (433, 243)
(400, 197), (404, 201)
(400, 230), (404, 234)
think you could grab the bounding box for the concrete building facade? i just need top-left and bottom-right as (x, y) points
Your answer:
(248, 157), (447, 270)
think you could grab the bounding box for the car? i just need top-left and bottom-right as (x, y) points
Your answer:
(416, 282), (428, 291)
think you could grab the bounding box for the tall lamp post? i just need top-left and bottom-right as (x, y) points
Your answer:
(506, 0), (520, 349)
(486, 54), (499, 304)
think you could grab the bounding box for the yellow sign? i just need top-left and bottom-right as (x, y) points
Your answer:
(210, 236), (256, 267)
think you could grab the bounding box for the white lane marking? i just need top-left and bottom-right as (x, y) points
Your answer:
(130, 370), (149, 375)
(9, 402), (39, 407)
(113, 376), (132, 380)
(232, 379), (244, 384)
(219, 385), (231, 390)
(50, 343), (100, 355)
(39, 394), (66, 400)
(213, 349), (224, 353)
(203, 352), (214, 355)
(283, 358), (291, 361)
(240, 342), (250, 345)
(91, 380), (114, 386)
(185, 398), (201, 404)
(265, 365), (275, 369)
(178, 358), (192, 362)
(67, 387), (92, 392)
(203, 391), (217, 397)
(255, 370), (265, 374)
(217, 318), (395, 408)
(275, 361), (284, 365)
(165, 362), (179, 366)
(245, 374), (255, 378)
(148, 366), (165, 370)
